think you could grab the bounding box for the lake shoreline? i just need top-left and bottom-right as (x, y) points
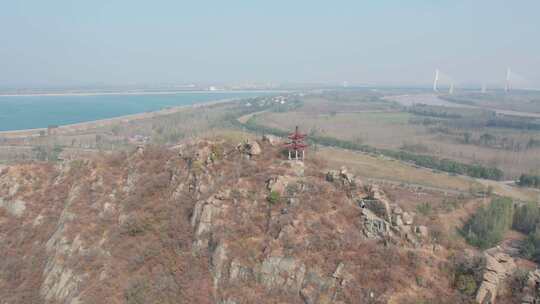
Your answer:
(0, 97), (240, 138)
(0, 90), (285, 97)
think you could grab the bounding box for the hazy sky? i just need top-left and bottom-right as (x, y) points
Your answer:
(1, 0), (539, 88)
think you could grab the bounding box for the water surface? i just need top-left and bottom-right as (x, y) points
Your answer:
(0, 92), (265, 131)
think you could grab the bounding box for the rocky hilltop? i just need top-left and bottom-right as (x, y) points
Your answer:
(0, 139), (492, 303)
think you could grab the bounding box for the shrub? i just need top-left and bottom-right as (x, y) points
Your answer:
(106, 151), (127, 167)
(443, 199), (461, 213)
(231, 189), (242, 200)
(416, 202), (432, 216)
(124, 278), (148, 304)
(285, 183), (299, 197)
(508, 268), (529, 297)
(455, 274), (477, 296)
(121, 216), (149, 236)
(267, 191), (281, 205)
(191, 160), (204, 175)
(32, 145), (64, 161)
(415, 275), (428, 287)
(210, 144), (224, 161)
(451, 253), (484, 297)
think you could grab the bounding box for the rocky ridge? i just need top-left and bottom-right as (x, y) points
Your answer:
(0, 139), (462, 304)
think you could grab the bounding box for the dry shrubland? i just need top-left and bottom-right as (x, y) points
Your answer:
(0, 138), (503, 303)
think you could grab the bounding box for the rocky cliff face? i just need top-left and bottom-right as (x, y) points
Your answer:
(0, 140), (462, 304)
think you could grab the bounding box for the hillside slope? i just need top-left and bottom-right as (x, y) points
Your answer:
(1, 139), (471, 303)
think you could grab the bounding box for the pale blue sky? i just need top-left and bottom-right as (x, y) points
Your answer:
(1, 1), (539, 88)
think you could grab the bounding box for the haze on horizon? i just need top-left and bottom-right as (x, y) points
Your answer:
(1, 0), (540, 89)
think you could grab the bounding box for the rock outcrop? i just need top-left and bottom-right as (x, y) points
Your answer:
(259, 256), (306, 291)
(191, 193), (229, 252)
(326, 166), (357, 187)
(476, 250), (516, 304)
(266, 175), (295, 195)
(0, 140), (455, 303)
(0, 197), (26, 217)
(365, 184), (392, 221)
(521, 269), (540, 304)
(361, 208), (392, 239)
(262, 134), (281, 146)
(237, 139), (261, 158)
(356, 183), (423, 243)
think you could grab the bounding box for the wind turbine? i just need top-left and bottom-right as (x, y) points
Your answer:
(433, 69), (439, 92)
(505, 67), (511, 93)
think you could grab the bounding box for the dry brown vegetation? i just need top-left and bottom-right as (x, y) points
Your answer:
(1, 89), (538, 303)
(0, 146), (216, 303)
(0, 138), (485, 303)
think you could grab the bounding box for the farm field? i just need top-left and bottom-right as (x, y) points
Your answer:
(251, 90), (540, 179)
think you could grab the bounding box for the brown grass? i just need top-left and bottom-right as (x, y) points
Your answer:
(316, 147), (478, 192)
(253, 99), (540, 179)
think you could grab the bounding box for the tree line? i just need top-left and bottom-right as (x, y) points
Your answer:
(463, 198), (540, 261)
(487, 117), (540, 131)
(408, 105), (463, 119)
(462, 197), (514, 249)
(518, 174), (540, 188)
(512, 202), (540, 262)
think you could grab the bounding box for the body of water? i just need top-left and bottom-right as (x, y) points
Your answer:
(0, 91), (267, 131)
(386, 93), (540, 118)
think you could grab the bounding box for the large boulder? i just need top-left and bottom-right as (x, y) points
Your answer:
(258, 256), (306, 292)
(402, 212), (414, 225)
(211, 242), (229, 290)
(393, 205), (403, 215)
(521, 269), (540, 304)
(237, 139), (262, 158)
(0, 197), (26, 217)
(415, 225), (429, 238)
(339, 166), (355, 185)
(326, 167), (356, 187)
(392, 215), (404, 227)
(262, 134), (281, 146)
(361, 208), (392, 239)
(476, 251), (516, 304)
(267, 175), (295, 195)
(246, 139), (261, 156)
(229, 259), (254, 283)
(191, 193), (229, 252)
(300, 269), (340, 304)
(365, 184), (391, 221)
